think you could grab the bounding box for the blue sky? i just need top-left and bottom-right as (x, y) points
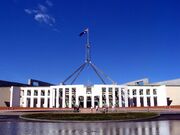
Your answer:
(0, 0), (180, 84)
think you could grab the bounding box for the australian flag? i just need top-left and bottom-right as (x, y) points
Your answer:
(79, 28), (89, 36)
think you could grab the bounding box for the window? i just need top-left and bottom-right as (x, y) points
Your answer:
(109, 95), (113, 99)
(48, 90), (50, 96)
(153, 89), (157, 95)
(102, 88), (106, 93)
(154, 97), (157, 106)
(133, 89), (136, 95)
(136, 81), (144, 86)
(60, 91), (63, 97)
(127, 89), (130, 95)
(41, 90), (45, 96)
(139, 89), (143, 95)
(121, 90), (125, 95)
(109, 88), (112, 92)
(146, 89), (150, 95)
(59, 88), (63, 97)
(140, 97), (144, 107)
(102, 95), (106, 100)
(115, 88), (119, 97)
(34, 90), (38, 96)
(147, 97), (151, 106)
(72, 88), (76, 93)
(65, 88), (69, 95)
(32, 82), (39, 86)
(65, 88), (69, 92)
(27, 90), (31, 96)
(133, 97), (137, 107)
(86, 87), (92, 94)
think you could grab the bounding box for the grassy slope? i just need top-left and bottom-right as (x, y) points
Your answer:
(21, 112), (158, 121)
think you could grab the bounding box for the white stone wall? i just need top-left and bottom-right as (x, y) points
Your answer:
(19, 84), (167, 108)
(127, 85), (167, 107)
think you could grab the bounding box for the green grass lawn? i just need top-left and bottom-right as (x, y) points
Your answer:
(21, 112), (159, 121)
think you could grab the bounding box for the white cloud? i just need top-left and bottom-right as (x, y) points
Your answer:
(34, 13), (55, 26)
(24, 3), (55, 27)
(24, 9), (32, 14)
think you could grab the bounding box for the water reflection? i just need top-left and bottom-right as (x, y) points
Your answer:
(0, 120), (179, 135)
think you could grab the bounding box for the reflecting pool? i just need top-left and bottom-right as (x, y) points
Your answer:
(0, 120), (180, 135)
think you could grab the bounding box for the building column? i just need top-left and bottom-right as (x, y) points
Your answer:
(56, 89), (59, 108)
(106, 89), (109, 107)
(62, 88), (66, 108)
(30, 97), (34, 108)
(150, 96), (154, 107)
(100, 94), (103, 108)
(23, 90), (27, 107)
(119, 89), (122, 107)
(136, 92), (140, 107)
(53, 89), (56, 108)
(84, 96), (87, 108)
(37, 90), (41, 108)
(69, 89), (72, 108)
(44, 90), (48, 108)
(150, 89), (154, 107)
(129, 89), (133, 107)
(144, 96), (147, 107)
(76, 95), (79, 106)
(50, 89), (53, 108)
(143, 89), (147, 107)
(124, 88), (129, 107)
(112, 88), (116, 106)
(30, 90), (34, 108)
(91, 96), (94, 108)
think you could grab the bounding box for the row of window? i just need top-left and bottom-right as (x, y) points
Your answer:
(22, 88), (157, 97)
(23, 90), (50, 96)
(102, 87), (120, 93)
(23, 88), (77, 97)
(128, 89), (157, 96)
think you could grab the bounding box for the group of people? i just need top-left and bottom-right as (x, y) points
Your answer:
(90, 105), (99, 113)
(74, 105), (116, 113)
(90, 105), (116, 113)
(73, 105), (80, 112)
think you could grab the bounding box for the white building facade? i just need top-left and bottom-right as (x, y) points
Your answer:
(10, 84), (167, 108)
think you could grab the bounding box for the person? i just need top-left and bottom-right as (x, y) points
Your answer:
(103, 106), (106, 114)
(95, 105), (98, 112)
(74, 105), (79, 112)
(106, 106), (108, 113)
(90, 106), (93, 113)
(112, 105), (115, 112)
(77, 106), (80, 112)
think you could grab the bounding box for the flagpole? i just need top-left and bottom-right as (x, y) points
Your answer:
(61, 28), (116, 85)
(86, 28), (91, 63)
(86, 28), (89, 46)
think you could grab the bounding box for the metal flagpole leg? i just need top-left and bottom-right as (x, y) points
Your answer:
(89, 63), (106, 84)
(91, 62), (116, 84)
(71, 63), (87, 84)
(62, 63), (86, 84)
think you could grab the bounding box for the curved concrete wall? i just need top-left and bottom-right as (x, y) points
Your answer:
(0, 87), (10, 107)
